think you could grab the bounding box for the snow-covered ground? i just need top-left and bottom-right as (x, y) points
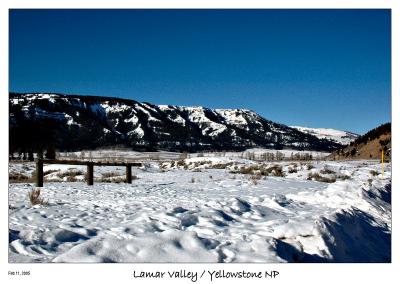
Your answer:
(9, 157), (391, 263)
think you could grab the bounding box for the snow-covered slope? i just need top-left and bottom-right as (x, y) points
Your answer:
(291, 126), (359, 145)
(9, 93), (343, 152)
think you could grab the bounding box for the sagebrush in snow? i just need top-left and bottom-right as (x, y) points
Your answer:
(28, 188), (48, 206)
(307, 172), (336, 183)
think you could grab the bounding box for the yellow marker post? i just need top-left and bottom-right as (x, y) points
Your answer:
(381, 149), (384, 179)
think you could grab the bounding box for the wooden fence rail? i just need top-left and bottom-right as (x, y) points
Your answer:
(35, 159), (142, 187)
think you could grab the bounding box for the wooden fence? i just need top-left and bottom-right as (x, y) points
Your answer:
(35, 159), (142, 187)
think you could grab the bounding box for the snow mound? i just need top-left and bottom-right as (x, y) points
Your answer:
(53, 230), (219, 262)
(316, 208), (391, 262)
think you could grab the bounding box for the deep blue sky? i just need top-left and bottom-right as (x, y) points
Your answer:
(9, 9), (391, 134)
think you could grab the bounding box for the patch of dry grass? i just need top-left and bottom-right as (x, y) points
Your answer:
(27, 188), (48, 206)
(9, 172), (33, 183)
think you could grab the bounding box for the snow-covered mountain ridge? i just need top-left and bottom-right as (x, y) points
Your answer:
(291, 126), (359, 145)
(9, 93), (344, 152)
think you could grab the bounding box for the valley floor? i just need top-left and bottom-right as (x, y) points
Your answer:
(8, 157), (391, 262)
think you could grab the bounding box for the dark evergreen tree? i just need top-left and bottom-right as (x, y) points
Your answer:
(45, 146), (56, 159)
(37, 148), (43, 159)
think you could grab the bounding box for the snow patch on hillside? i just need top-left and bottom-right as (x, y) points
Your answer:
(291, 126), (358, 145)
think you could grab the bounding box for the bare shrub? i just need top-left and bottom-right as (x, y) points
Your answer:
(370, 170), (379, 176)
(209, 175), (213, 179)
(176, 160), (185, 167)
(9, 172), (32, 183)
(98, 176), (126, 183)
(159, 162), (167, 170)
(239, 166), (256, 175)
(66, 176), (77, 182)
(250, 173), (262, 181)
(57, 170), (84, 179)
(116, 177), (127, 183)
(232, 164), (285, 177)
(266, 165), (285, 177)
(191, 177), (196, 183)
(98, 171), (137, 183)
(44, 169), (58, 176)
(306, 164), (314, 170)
(210, 162), (234, 170)
(339, 175), (351, 180)
(211, 163), (227, 169)
(101, 171), (121, 178)
(307, 172), (336, 183)
(28, 188), (48, 206)
(84, 172), (89, 182)
(320, 167), (336, 175)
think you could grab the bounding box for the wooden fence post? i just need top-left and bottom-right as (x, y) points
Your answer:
(36, 159), (43, 187)
(87, 162), (94, 186)
(126, 165), (132, 183)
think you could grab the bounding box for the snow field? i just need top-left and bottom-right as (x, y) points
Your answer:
(9, 158), (391, 262)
